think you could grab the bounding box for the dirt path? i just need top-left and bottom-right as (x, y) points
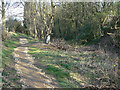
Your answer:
(13, 38), (59, 88)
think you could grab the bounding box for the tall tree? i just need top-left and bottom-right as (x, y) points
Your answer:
(2, 0), (7, 40)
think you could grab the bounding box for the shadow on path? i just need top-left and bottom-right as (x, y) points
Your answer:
(13, 38), (59, 88)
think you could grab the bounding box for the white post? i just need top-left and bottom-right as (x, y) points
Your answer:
(46, 34), (50, 44)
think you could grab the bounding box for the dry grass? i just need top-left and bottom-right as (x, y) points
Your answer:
(28, 39), (119, 88)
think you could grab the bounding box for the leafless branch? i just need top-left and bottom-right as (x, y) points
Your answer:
(20, 0), (25, 6)
(5, 2), (11, 12)
(12, 2), (21, 8)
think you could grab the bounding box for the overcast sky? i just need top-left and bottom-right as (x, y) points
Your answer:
(4, 0), (24, 21)
(1, 0), (51, 21)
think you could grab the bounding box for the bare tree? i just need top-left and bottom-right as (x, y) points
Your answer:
(2, 0), (7, 40)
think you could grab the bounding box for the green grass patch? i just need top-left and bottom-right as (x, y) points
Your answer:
(45, 65), (79, 88)
(28, 47), (85, 87)
(2, 37), (19, 68)
(28, 40), (117, 88)
(2, 49), (14, 68)
(45, 65), (70, 78)
(14, 33), (43, 43)
(59, 61), (73, 70)
(2, 32), (22, 88)
(12, 32), (39, 43)
(4, 40), (18, 49)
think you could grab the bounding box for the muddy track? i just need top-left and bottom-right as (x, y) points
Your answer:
(13, 38), (59, 88)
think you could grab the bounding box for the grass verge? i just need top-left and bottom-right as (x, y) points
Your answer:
(28, 45), (118, 88)
(2, 32), (29, 88)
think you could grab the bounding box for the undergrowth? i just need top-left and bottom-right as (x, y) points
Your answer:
(28, 45), (118, 88)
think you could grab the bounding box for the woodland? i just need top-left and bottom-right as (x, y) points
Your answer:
(0, 0), (120, 89)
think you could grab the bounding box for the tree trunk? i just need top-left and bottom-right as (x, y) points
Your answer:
(34, 18), (37, 39)
(2, 1), (7, 40)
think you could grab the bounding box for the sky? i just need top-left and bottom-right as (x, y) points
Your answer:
(1, 0), (51, 21)
(0, 0), (24, 22)
(5, 0), (24, 21)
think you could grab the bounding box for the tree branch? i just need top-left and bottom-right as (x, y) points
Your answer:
(20, 0), (25, 6)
